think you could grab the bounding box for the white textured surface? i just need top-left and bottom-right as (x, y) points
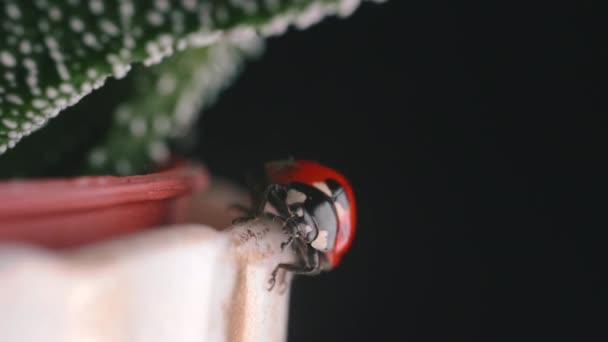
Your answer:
(0, 220), (295, 342)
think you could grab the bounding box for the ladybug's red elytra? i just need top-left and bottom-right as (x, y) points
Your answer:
(244, 159), (356, 289)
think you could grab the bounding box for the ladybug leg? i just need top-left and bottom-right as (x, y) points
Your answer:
(280, 235), (294, 251)
(268, 246), (321, 291)
(255, 184), (291, 217)
(279, 215), (303, 251)
(267, 259), (320, 291)
(231, 184), (290, 224)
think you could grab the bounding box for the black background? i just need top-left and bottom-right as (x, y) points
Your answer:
(195, 1), (605, 341)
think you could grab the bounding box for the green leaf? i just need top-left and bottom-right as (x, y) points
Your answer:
(0, 0), (382, 174)
(87, 39), (262, 175)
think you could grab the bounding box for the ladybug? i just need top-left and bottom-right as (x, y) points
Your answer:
(242, 159), (356, 289)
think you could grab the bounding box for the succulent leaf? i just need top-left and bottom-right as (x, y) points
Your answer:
(0, 0), (380, 175)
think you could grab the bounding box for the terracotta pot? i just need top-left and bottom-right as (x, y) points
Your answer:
(0, 161), (209, 249)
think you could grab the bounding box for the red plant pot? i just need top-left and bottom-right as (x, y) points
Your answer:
(0, 161), (209, 249)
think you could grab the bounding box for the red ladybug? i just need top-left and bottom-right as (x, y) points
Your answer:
(248, 159), (356, 288)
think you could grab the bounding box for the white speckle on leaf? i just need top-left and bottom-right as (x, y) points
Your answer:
(239, 1), (259, 15)
(148, 141), (170, 162)
(27, 76), (40, 90)
(21, 121), (33, 131)
(187, 31), (221, 48)
(119, 48), (132, 60)
(142, 35), (174, 66)
(0, 51), (16, 67)
(115, 106), (132, 124)
(34, 0), (49, 9)
(38, 20), (51, 32)
(5, 3), (21, 20)
(265, 0), (281, 10)
(68, 94), (82, 106)
(54, 97), (68, 108)
(130, 117), (147, 137)
(49, 7), (62, 21)
(133, 27), (144, 38)
(89, 148), (107, 166)
(198, 3), (212, 26)
(182, 0), (197, 11)
(10, 25), (25, 37)
(19, 41), (32, 54)
(215, 5), (228, 23)
(171, 10), (186, 34)
(115, 159), (132, 175)
(120, 2), (134, 17)
(100, 19), (120, 36)
(261, 17), (290, 36)
(81, 82), (93, 93)
(44, 36), (71, 80)
(32, 99), (49, 109)
(92, 76), (106, 89)
(57, 63), (71, 80)
(155, 0), (170, 12)
(70, 17), (85, 32)
(229, 27), (260, 49)
(47, 107), (60, 118)
(6, 94), (23, 105)
(112, 63), (131, 79)
(124, 36), (136, 49)
(89, 0), (104, 15)
(147, 11), (165, 26)
(159, 34), (173, 47)
(33, 116), (45, 125)
(144, 42), (162, 66)
(153, 115), (172, 134)
(87, 68), (99, 79)
(176, 39), (188, 51)
(83, 32), (100, 48)
(60, 83), (74, 93)
(7, 131), (21, 139)
(46, 87), (58, 98)
(157, 74), (177, 95)
(4, 72), (15, 83)
(294, 3), (326, 29)
(2, 119), (18, 129)
(338, 0), (362, 17)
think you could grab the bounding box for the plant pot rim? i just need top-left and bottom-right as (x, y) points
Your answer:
(0, 160), (208, 219)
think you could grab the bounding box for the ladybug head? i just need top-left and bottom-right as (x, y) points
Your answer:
(266, 159), (357, 268)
